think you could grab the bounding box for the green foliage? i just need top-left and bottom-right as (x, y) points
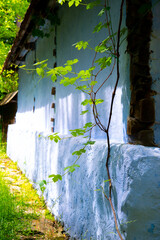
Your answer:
(58, 0), (82, 7)
(0, 69), (18, 99)
(48, 133), (61, 143)
(81, 99), (93, 106)
(0, 0), (29, 97)
(0, 171), (31, 239)
(80, 110), (89, 115)
(38, 179), (47, 192)
(95, 56), (112, 69)
(98, 8), (105, 16)
(83, 140), (96, 146)
(86, 0), (101, 10)
(74, 41), (89, 50)
(72, 148), (86, 156)
(48, 174), (62, 183)
(36, 67), (45, 78)
(93, 22), (108, 33)
(81, 98), (104, 106)
(70, 128), (86, 137)
(64, 164), (80, 172)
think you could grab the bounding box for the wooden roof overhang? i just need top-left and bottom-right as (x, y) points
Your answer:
(0, 91), (18, 106)
(2, 0), (56, 72)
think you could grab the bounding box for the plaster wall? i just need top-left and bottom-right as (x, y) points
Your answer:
(16, 1), (130, 142)
(7, 126), (160, 239)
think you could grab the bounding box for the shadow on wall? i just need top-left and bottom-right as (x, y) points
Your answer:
(33, 134), (122, 239)
(7, 125), (160, 240)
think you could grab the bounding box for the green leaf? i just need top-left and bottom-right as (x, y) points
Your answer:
(36, 68), (45, 78)
(95, 57), (112, 69)
(48, 133), (61, 143)
(81, 99), (93, 106)
(64, 65), (72, 72)
(38, 180), (47, 192)
(49, 174), (62, 182)
(34, 59), (48, 66)
(95, 43), (112, 53)
(65, 59), (79, 66)
(83, 122), (93, 129)
(68, 1), (74, 7)
(60, 76), (78, 86)
(98, 9), (105, 16)
(95, 99), (104, 105)
(41, 63), (47, 68)
(93, 22), (108, 33)
(93, 22), (103, 33)
(104, 179), (111, 183)
(72, 148), (86, 156)
(80, 110), (89, 115)
(83, 140), (96, 146)
(56, 66), (68, 75)
(70, 128), (86, 137)
(90, 81), (97, 86)
(94, 189), (101, 191)
(64, 164), (80, 173)
(39, 180), (47, 187)
(78, 69), (91, 79)
(19, 65), (26, 68)
(47, 69), (55, 76)
(86, 0), (101, 9)
(76, 85), (90, 91)
(74, 41), (89, 50)
(51, 74), (57, 82)
(68, 0), (82, 7)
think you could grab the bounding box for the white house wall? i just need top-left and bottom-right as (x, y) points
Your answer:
(7, 1), (160, 239)
(15, 1), (130, 142)
(7, 128), (160, 239)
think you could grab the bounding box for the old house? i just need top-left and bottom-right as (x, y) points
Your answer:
(3, 0), (160, 239)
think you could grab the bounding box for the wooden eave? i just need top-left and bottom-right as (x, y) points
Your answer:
(2, 0), (56, 72)
(0, 91), (18, 106)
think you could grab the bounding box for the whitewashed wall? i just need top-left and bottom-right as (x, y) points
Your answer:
(7, 127), (160, 240)
(16, 1), (130, 142)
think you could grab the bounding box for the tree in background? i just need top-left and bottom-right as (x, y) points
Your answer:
(0, 0), (29, 99)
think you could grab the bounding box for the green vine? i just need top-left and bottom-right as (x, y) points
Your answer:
(20, 0), (126, 238)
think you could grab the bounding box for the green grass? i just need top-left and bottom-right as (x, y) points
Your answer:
(0, 142), (7, 159)
(0, 171), (32, 240)
(0, 145), (68, 239)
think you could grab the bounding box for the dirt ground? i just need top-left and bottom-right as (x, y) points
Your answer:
(0, 157), (70, 240)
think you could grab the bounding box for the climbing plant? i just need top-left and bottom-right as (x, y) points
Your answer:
(20, 0), (125, 238)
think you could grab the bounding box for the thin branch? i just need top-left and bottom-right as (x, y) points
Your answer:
(104, 0), (116, 51)
(104, 1), (124, 239)
(106, 0), (124, 133)
(95, 58), (116, 94)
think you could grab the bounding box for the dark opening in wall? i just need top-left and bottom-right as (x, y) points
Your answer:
(126, 0), (155, 146)
(33, 97), (35, 112)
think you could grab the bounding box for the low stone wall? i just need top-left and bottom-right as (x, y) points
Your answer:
(7, 124), (160, 239)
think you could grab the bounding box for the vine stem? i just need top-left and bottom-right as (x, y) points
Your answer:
(91, 0), (124, 239)
(105, 0), (124, 239)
